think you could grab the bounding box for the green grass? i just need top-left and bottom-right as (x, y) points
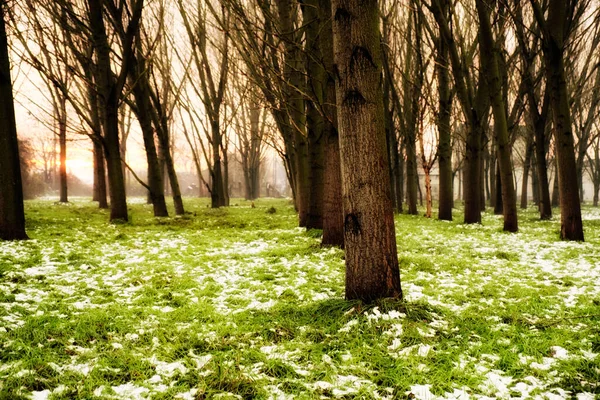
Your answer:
(0, 197), (599, 399)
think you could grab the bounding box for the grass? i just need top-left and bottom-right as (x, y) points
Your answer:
(0, 197), (599, 399)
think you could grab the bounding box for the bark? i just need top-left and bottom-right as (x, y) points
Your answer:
(211, 121), (227, 208)
(489, 140), (496, 208)
(437, 31), (453, 221)
(332, 0), (402, 301)
(243, 105), (262, 200)
(540, 1), (584, 240)
(551, 159), (559, 207)
(432, 0), (490, 224)
(156, 125), (185, 214)
(86, 62), (108, 209)
(514, 5), (552, 220)
(534, 118), (552, 218)
(129, 54), (168, 217)
(531, 151), (540, 205)
(477, 0), (517, 232)
(277, 0), (309, 226)
(521, 130), (534, 209)
(58, 96), (68, 203)
(592, 146), (599, 207)
(320, 0), (344, 247)
(405, 135), (418, 214)
(0, 3), (27, 240)
(92, 138), (108, 209)
(494, 160), (503, 215)
(89, 0), (131, 222)
(304, 0), (325, 229)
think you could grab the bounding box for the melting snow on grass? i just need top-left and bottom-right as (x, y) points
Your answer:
(0, 199), (599, 398)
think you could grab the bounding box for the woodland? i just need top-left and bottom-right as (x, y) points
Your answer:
(0, 0), (600, 399)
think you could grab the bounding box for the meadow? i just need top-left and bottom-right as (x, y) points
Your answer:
(0, 198), (599, 399)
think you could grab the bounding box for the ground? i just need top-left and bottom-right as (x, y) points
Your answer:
(0, 198), (599, 399)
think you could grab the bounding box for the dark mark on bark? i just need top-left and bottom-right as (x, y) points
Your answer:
(350, 46), (377, 71)
(334, 7), (352, 23)
(344, 213), (362, 235)
(343, 90), (366, 107)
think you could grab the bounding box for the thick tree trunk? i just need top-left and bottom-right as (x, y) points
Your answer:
(437, 37), (452, 220)
(304, 0), (325, 229)
(58, 97), (68, 203)
(332, 0), (402, 301)
(320, 0), (344, 247)
(0, 4), (27, 240)
(543, 2), (584, 240)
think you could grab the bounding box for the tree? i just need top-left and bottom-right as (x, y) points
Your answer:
(178, 0), (230, 208)
(0, 2), (27, 240)
(430, 0), (491, 224)
(231, 79), (268, 201)
(332, 0), (402, 301)
(432, 0), (453, 221)
(476, 0), (518, 232)
(320, 0), (344, 247)
(303, 0), (326, 229)
(513, 2), (552, 220)
(531, 0), (584, 240)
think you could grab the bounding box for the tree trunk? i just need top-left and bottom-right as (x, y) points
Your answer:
(521, 130), (534, 209)
(277, 0), (308, 226)
(223, 149), (230, 206)
(332, 0), (402, 301)
(320, 0), (344, 247)
(534, 122), (552, 219)
(394, 139), (404, 213)
(593, 146), (600, 207)
(156, 109), (185, 215)
(424, 168), (432, 218)
(437, 36), (453, 221)
(494, 160), (503, 215)
(464, 125), (483, 223)
(130, 78), (168, 217)
(0, 3), (27, 240)
(304, 0), (325, 229)
(89, 0), (128, 222)
(58, 97), (68, 203)
(543, 1), (584, 240)
(552, 159), (560, 207)
(531, 151), (540, 205)
(211, 121), (226, 208)
(406, 139), (418, 214)
(92, 138), (108, 209)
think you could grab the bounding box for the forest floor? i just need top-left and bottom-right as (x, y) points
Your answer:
(0, 198), (599, 400)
